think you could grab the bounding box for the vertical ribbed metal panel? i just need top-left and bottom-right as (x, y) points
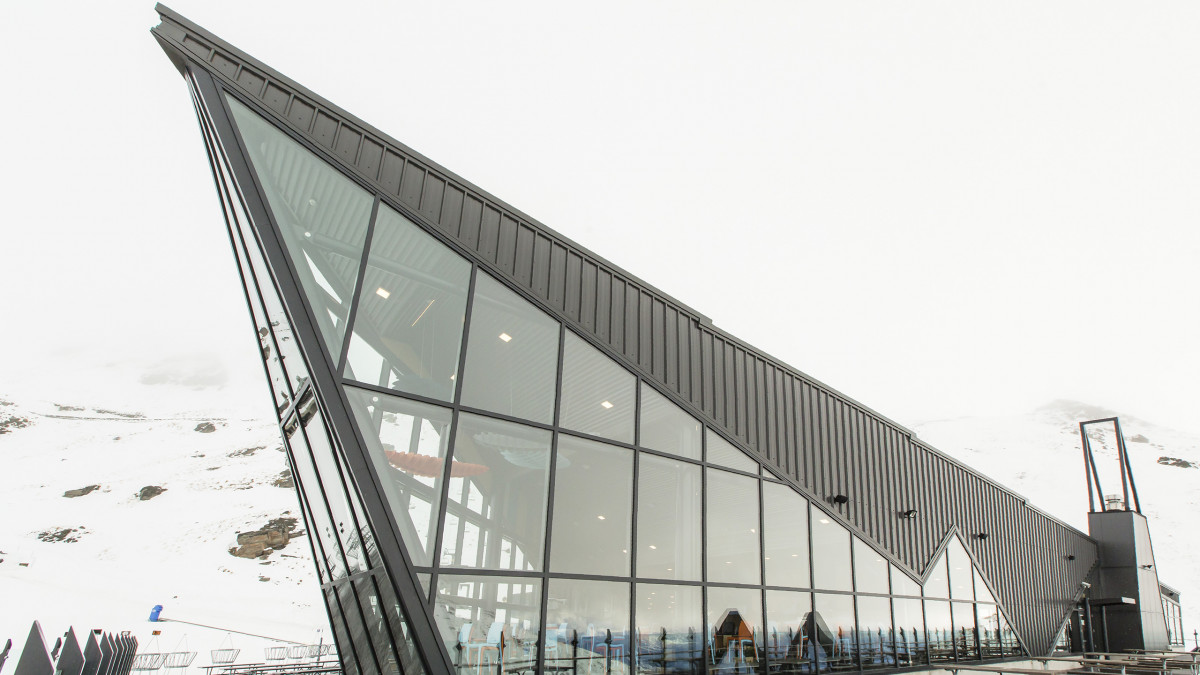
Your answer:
(157, 9), (1100, 655)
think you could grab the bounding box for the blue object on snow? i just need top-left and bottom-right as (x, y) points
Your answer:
(149, 605), (163, 622)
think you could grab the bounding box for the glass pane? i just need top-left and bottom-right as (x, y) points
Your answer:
(344, 205), (470, 402)
(924, 600), (953, 663)
(435, 574), (541, 675)
(303, 408), (371, 576)
(707, 586), (762, 674)
(811, 593), (855, 672)
(856, 596), (893, 670)
(977, 604), (1001, 659)
(325, 586), (362, 675)
(460, 274), (560, 424)
(705, 470), (761, 585)
(284, 413), (341, 580)
(999, 613), (1022, 656)
(337, 581), (381, 675)
(635, 584), (702, 675)
(373, 569), (426, 675)
(889, 564), (921, 597)
(923, 552), (949, 599)
(973, 568), (995, 604)
(545, 579), (630, 675)
(953, 603), (978, 659)
(345, 386), (452, 566)
(706, 429), (758, 473)
(810, 508), (851, 591)
(549, 435), (633, 576)
(560, 332), (635, 443)
(764, 590), (813, 674)
(639, 384), (701, 460)
(355, 578), (401, 675)
(636, 455), (702, 581)
(438, 413), (551, 570)
(892, 598), (926, 667)
(853, 538), (889, 595)
(763, 482), (810, 589)
(227, 97), (374, 357)
(947, 539), (974, 601)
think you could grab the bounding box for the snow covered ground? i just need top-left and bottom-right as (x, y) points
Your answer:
(0, 378), (329, 672)
(2, 382), (1196, 671)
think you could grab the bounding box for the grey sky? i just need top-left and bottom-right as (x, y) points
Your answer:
(2, 1), (1198, 433)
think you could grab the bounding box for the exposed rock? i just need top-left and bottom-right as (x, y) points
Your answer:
(1157, 457), (1196, 469)
(229, 516), (301, 560)
(95, 408), (144, 419)
(38, 527), (85, 543)
(0, 415), (31, 434)
(1130, 434), (1150, 443)
(229, 445), (265, 457)
(271, 470), (294, 489)
(258, 576), (271, 582)
(138, 485), (167, 500)
(54, 404), (85, 412)
(63, 485), (100, 498)
(194, 422), (217, 433)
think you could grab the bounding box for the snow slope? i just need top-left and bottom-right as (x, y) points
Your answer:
(913, 400), (1200, 647)
(0, 392), (329, 671)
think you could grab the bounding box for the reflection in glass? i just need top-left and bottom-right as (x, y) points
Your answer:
(373, 568), (427, 675)
(325, 586), (362, 675)
(947, 539), (974, 601)
(856, 595), (893, 670)
(891, 598), (926, 667)
(285, 411), (342, 580)
(811, 593), (856, 672)
(765, 590), (813, 674)
(545, 579), (629, 675)
(345, 386), (451, 566)
(636, 455), (702, 581)
(810, 508), (852, 591)
(999, 613), (1022, 656)
(438, 414), (551, 570)
(707, 586), (762, 674)
(706, 469), (761, 585)
(706, 429), (758, 474)
(639, 384), (701, 460)
(560, 332), (635, 443)
(853, 538), (889, 595)
(355, 578), (402, 675)
(227, 97), (373, 357)
(763, 482), (810, 589)
(973, 567), (995, 604)
(303, 409), (371, 576)
(635, 584), (702, 675)
(460, 274), (560, 423)
(549, 435), (633, 576)
(977, 605), (1001, 658)
(435, 575), (541, 675)
(338, 581), (380, 675)
(923, 553), (949, 599)
(889, 565), (921, 597)
(344, 205), (470, 402)
(952, 602), (978, 659)
(924, 600), (953, 663)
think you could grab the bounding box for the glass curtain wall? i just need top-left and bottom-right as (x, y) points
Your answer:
(212, 88), (1028, 675)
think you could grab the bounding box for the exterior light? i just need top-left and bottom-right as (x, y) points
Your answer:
(1065, 554), (1076, 561)
(831, 494), (849, 505)
(499, 333), (512, 342)
(600, 400), (613, 409)
(976, 533), (989, 540)
(900, 509), (918, 520)
(375, 287), (390, 299)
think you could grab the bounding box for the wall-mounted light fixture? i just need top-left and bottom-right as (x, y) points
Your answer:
(830, 494), (849, 506)
(899, 509), (918, 520)
(1140, 564), (1154, 570)
(975, 533), (989, 540)
(1065, 554), (1076, 561)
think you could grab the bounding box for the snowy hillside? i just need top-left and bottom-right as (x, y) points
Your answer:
(0, 393), (329, 669)
(913, 400), (1200, 645)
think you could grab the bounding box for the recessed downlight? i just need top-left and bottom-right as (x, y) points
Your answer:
(499, 332), (512, 342)
(375, 287), (391, 299)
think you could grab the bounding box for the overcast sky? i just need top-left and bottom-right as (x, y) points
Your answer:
(2, 2), (1198, 435)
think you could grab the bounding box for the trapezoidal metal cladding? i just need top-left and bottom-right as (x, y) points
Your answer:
(151, 3), (1098, 662)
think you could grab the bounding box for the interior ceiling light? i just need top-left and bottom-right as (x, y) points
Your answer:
(596, 515), (606, 520)
(648, 545), (657, 550)
(819, 518), (830, 525)
(304, 231), (312, 238)
(499, 332), (512, 342)
(375, 287), (391, 299)
(600, 400), (614, 409)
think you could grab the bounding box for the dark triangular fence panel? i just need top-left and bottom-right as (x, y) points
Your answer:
(80, 633), (102, 675)
(56, 630), (85, 675)
(1, 638), (14, 675)
(111, 637), (130, 675)
(95, 635), (114, 675)
(13, 623), (53, 675)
